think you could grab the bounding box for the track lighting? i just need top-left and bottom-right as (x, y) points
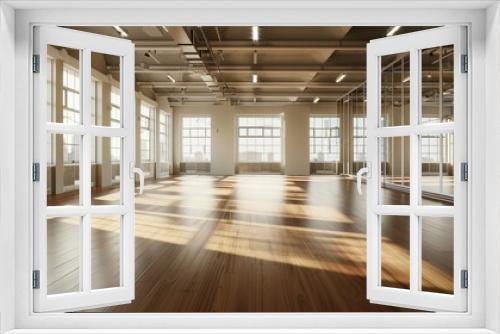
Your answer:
(252, 73), (258, 83)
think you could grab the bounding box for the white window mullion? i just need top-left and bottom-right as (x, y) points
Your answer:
(409, 48), (421, 292)
(80, 49), (92, 293)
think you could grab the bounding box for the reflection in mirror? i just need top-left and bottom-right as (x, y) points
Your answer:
(421, 45), (454, 124)
(47, 45), (81, 124)
(420, 133), (454, 204)
(91, 52), (121, 127)
(47, 216), (81, 294)
(380, 52), (410, 127)
(421, 216), (454, 294)
(46, 133), (81, 206)
(91, 137), (121, 205)
(91, 215), (122, 290)
(379, 136), (410, 205)
(380, 215), (410, 290)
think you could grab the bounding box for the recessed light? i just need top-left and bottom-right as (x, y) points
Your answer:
(252, 73), (258, 83)
(386, 26), (401, 37)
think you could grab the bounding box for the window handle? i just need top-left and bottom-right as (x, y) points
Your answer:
(130, 163), (145, 195)
(356, 163), (371, 195)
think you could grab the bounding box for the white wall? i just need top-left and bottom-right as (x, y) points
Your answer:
(172, 103), (338, 176)
(485, 2), (500, 332)
(0, 2), (16, 333)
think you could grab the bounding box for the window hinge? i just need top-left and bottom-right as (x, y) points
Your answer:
(461, 269), (468, 289)
(32, 270), (40, 289)
(32, 162), (40, 182)
(461, 54), (468, 73)
(461, 162), (468, 182)
(32, 54), (40, 73)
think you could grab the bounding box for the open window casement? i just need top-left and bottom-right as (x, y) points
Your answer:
(33, 26), (136, 312)
(364, 26), (468, 312)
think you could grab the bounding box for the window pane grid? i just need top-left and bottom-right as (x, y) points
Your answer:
(181, 117), (211, 162)
(309, 116), (341, 162)
(353, 117), (367, 162)
(238, 117), (281, 163)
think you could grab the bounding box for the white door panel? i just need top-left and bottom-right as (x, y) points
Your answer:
(366, 26), (467, 312)
(33, 26), (136, 312)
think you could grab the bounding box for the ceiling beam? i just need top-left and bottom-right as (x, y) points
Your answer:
(156, 92), (344, 99)
(110, 65), (451, 74)
(137, 81), (363, 89)
(195, 40), (367, 53)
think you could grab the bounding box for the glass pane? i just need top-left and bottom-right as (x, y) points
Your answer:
(91, 52), (121, 127)
(379, 136), (410, 205)
(91, 137), (121, 205)
(47, 216), (81, 294)
(47, 133), (81, 206)
(421, 217), (454, 294)
(420, 133), (454, 205)
(181, 117), (211, 162)
(380, 215), (410, 289)
(380, 52), (410, 127)
(91, 215), (121, 289)
(47, 45), (81, 124)
(421, 45), (454, 124)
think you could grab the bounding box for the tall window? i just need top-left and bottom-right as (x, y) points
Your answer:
(159, 112), (169, 163)
(110, 87), (121, 162)
(181, 116), (211, 162)
(62, 66), (80, 163)
(238, 116), (281, 163)
(309, 116), (340, 162)
(353, 117), (367, 162)
(140, 102), (155, 162)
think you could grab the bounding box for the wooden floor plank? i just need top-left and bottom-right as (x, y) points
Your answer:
(46, 175), (453, 312)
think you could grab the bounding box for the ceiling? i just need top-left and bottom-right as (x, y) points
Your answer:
(69, 26), (432, 107)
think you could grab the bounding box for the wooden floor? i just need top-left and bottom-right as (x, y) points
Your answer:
(47, 175), (453, 312)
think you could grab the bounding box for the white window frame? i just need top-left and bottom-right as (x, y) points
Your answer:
(366, 26), (467, 312)
(180, 115), (212, 163)
(5, 3), (496, 333)
(309, 115), (341, 163)
(140, 101), (155, 163)
(237, 115), (282, 163)
(159, 111), (169, 164)
(352, 116), (368, 162)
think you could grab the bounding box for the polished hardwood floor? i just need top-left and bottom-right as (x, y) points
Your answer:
(46, 175), (453, 312)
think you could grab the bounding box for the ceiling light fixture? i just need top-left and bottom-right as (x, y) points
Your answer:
(386, 26), (401, 37)
(402, 76), (410, 83)
(252, 73), (258, 83)
(252, 26), (259, 41)
(113, 26), (128, 38)
(335, 73), (346, 83)
(167, 74), (176, 83)
(313, 97), (320, 103)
